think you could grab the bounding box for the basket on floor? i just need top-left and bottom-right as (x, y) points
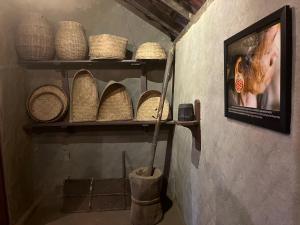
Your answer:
(97, 81), (133, 121)
(89, 34), (128, 60)
(27, 85), (68, 122)
(15, 12), (55, 60)
(136, 90), (170, 121)
(55, 21), (88, 60)
(71, 69), (99, 122)
(135, 42), (166, 60)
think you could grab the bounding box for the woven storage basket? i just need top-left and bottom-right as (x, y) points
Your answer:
(27, 85), (69, 122)
(27, 91), (63, 122)
(15, 12), (55, 60)
(89, 34), (128, 60)
(135, 42), (166, 60)
(136, 90), (170, 121)
(97, 81), (133, 121)
(55, 21), (88, 60)
(71, 69), (99, 122)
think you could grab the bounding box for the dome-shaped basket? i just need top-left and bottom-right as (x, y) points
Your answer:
(89, 34), (128, 60)
(71, 69), (99, 122)
(136, 90), (170, 121)
(15, 12), (55, 60)
(27, 85), (68, 122)
(97, 81), (133, 121)
(135, 42), (166, 60)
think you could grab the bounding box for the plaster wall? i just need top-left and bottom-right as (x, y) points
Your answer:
(171, 1), (300, 225)
(0, 2), (34, 223)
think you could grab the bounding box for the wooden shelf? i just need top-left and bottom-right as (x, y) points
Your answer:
(174, 120), (199, 127)
(19, 59), (166, 70)
(24, 120), (176, 133)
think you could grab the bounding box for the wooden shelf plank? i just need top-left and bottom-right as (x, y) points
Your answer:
(24, 120), (175, 133)
(19, 59), (166, 70)
(174, 120), (199, 127)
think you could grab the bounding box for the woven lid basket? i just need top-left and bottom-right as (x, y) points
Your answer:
(27, 85), (69, 122)
(15, 12), (55, 60)
(27, 92), (63, 122)
(71, 69), (99, 122)
(135, 42), (166, 60)
(136, 90), (170, 121)
(55, 21), (88, 60)
(89, 34), (128, 60)
(97, 81), (133, 121)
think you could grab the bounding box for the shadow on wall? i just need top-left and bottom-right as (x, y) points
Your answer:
(216, 185), (254, 225)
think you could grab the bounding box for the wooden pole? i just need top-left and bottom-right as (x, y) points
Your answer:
(146, 45), (175, 176)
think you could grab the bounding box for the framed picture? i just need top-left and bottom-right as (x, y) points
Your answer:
(224, 6), (292, 133)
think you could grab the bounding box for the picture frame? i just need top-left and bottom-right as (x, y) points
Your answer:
(224, 5), (292, 134)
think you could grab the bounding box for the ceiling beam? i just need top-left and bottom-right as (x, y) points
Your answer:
(158, 0), (191, 20)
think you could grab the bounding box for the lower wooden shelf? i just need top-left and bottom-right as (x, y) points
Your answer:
(23, 120), (176, 133)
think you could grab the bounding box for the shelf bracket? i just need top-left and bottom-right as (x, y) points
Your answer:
(175, 99), (201, 151)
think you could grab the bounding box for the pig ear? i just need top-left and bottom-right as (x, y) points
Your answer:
(234, 57), (245, 93)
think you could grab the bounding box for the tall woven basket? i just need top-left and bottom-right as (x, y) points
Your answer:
(136, 90), (170, 121)
(71, 69), (99, 122)
(97, 81), (133, 121)
(89, 34), (128, 60)
(15, 12), (55, 60)
(55, 21), (88, 60)
(135, 42), (166, 60)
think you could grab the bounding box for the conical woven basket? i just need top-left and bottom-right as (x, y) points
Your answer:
(89, 34), (128, 60)
(136, 90), (170, 121)
(71, 69), (99, 122)
(15, 12), (55, 60)
(27, 91), (63, 122)
(55, 21), (88, 60)
(97, 81), (133, 121)
(27, 85), (69, 122)
(135, 42), (166, 60)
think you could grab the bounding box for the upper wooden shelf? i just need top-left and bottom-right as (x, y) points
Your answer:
(18, 59), (166, 70)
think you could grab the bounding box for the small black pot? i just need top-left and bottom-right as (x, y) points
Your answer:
(178, 103), (195, 121)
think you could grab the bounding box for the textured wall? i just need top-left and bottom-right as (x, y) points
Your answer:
(0, 2), (34, 224)
(171, 1), (300, 225)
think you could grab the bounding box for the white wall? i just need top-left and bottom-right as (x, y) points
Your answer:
(171, 1), (300, 225)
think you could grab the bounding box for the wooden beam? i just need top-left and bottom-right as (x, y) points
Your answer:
(158, 0), (191, 20)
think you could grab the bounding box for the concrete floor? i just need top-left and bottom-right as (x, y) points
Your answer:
(25, 196), (185, 225)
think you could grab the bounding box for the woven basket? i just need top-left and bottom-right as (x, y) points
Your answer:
(97, 81), (133, 121)
(135, 42), (166, 60)
(55, 21), (88, 60)
(136, 90), (170, 121)
(89, 34), (128, 60)
(27, 92), (63, 122)
(15, 12), (55, 60)
(71, 69), (99, 122)
(27, 85), (69, 122)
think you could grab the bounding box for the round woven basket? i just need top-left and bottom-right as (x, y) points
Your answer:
(97, 81), (133, 121)
(55, 21), (88, 60)
(136, 90), (170, 121)
(28, 91), (63, 122)
(71, 69), (99, 122)
(89, 34), (128, 60)
(15, 12), (55, 60)
(27, 85), (69, 122)
(135, 42), (166, 60)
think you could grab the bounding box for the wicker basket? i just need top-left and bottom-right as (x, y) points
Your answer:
(27, 92), (63, 122)
(15, 12), (55, 60)
(89, 34), (128, 60)
(27, 85), (68, 122)
(135, 42), (166, 60)
(55, 21), (88, 60)
(136, 90), (170, 121)
(97, 81), (133, 121)
(71, 69), (99, 122)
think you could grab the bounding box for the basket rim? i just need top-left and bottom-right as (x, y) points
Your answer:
(28, 91), (64, 122)
(58, 20), (83, 27)
(89, 34), (128, 42)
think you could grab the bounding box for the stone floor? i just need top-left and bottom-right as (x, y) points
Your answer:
(25, 196), (185, 225)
